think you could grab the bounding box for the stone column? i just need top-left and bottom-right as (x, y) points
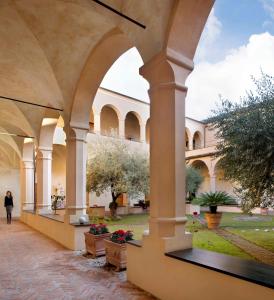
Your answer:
(21, 140), (35, 211)
(140, 51), (194, 252)
(210, 173), (216, 193)
(21, 160), (35, 211)
(65, 126), (88, 223)
(140, 122), (146, 143)
(93, 112), (101, 134)
(118, 118), (125, 139)
(36, 147), (52, 214)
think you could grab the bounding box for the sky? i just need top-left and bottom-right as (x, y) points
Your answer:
(101, 0), (274, 120)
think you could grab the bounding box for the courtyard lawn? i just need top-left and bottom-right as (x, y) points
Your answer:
(227, 228), (274, 252)
(219, 212), (274, 228)
(192, 230), (253, 259)
(103, 212), (274, 259)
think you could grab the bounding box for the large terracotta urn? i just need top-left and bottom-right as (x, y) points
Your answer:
(205, 212), (223, 229)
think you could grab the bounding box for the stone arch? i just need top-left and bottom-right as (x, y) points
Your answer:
(125, 111), (141, 142)
(190, 159), (210, 195)
(193, 131), (203, 150)
(214, 159), (234, 196)
(70, 28), (134, 130)
(100, 104), (120, 137)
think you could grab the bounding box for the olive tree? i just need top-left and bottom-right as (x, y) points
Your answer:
(86, 137), (149, 217)
(207, 72), (274, 212)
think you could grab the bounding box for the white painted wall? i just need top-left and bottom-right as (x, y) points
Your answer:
(0, 168), (20, 218)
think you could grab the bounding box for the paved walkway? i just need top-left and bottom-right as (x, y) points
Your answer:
(0, 220), (155, 300)
(215, 229), (274, 266)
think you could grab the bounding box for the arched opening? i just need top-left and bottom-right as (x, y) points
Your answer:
(125, 111), (140, 141)
(146, 119), (150, 144)
(100, 105), (119, 136)
(214, 160), (235, 197)
(191, 160), (210, 195)
(51, 144), (66, 210)
(193, 131), (202, 150)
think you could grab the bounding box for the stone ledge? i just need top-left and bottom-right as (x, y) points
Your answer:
(166, 248), (274, 290)
(127, 240), (142, 247)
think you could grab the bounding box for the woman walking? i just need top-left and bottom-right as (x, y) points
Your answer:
(4, 191), (13, 224)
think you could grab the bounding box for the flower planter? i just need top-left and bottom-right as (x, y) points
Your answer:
(205, 212), (222, 229)
(84, 232), (111, 258)
(104, 239), (127, 271)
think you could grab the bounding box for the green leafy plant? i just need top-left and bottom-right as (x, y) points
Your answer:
(207, 72), (274, 212)
(86, 137), (149, 218)
(192, 191), (235, 213)
(186, 166), (203, 201)
(110, 229), (133, 244)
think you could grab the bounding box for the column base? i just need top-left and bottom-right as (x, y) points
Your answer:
(22, 203), (35, 211)
(36, 205), (53, 215)
(65, 207), (88, 224)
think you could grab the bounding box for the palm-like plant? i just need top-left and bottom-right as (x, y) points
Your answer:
(193, 191), (235, 213)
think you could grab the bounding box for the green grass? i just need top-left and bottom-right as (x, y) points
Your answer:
(101, 212), (274, 260)
(192, 230), (253, 259)
(227, 228), (274, 252)
(219, 212), (274, 228)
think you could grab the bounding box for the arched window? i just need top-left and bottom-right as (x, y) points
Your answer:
(125, 112), (140, 141)
(100, 105), (119, 136)
(193, 131), (202, 149)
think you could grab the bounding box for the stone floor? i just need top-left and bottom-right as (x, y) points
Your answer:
(0, 220), (155, 300)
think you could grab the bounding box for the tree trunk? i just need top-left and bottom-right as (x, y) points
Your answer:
(109, 188), (120, 219)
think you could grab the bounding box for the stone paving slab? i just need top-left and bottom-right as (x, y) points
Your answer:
(215, 228), (274, 266)
(0, 220), (155, 300)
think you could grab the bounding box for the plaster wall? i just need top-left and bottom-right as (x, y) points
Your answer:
(0, 168), (20, 218)
(127, 243), (274, 300)
(205, 125), (218, 147)
(20, 211), (87, 250)
(52, 144), (66, 194)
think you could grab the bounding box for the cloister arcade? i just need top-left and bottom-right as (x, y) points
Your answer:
(0, 1), (272, 299)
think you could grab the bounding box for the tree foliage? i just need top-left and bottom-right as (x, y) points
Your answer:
(186, 166), (203, 199)
(207, 72), (274, 212)
(86, 137), (149, 214)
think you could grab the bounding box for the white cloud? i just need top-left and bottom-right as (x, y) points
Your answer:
(195, 8), (222, 62)
(186, 32), (274, 120)
(261, 0), (274, 19)
(100, 47), (149, 101)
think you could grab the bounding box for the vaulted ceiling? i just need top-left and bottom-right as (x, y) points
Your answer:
(0, 0), (213, 161)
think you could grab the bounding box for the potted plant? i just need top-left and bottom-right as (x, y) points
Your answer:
(192, 191), (235, 229)
(105, 229), (133, 271)
(84, 223), (111, 258)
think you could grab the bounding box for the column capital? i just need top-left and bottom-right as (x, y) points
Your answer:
(65, 126), (88, 143)
(140, 49), (194, 91)
(37, 147), (52, 160)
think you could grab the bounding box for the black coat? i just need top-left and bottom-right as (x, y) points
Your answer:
(4, 196), (13, 207)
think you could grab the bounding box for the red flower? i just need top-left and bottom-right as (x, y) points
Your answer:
(193, 212), (198, 216)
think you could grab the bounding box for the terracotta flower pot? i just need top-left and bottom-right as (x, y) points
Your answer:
(84, 232), (111, 258)
(104, 239), (127, 271)
(205, 212), (222, 229)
